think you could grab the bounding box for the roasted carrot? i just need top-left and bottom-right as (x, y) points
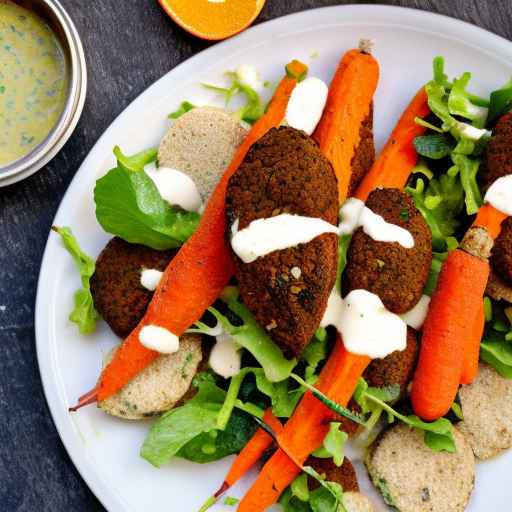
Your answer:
(355, 86), (430, 202)
(473, 203), (507, 240)
(70, 61), (308, 407)
(313, 47), (379, 203)
(238, 337), (370, 511)
(460, 301), (485, 385)
(411, 249), (489, 420)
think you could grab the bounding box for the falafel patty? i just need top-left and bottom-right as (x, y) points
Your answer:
(459, 363), (512, 459)
(226, 126), (338, 357)
(363, 326), (418, 398)
(484, 112), (512, 190)
(366, 424), (474, 512)
(90, 237), (176, 338)
(344, 188), (432, 314)
(306, 456), (359, 493)
(348, 107), (375, 197)
(490, 217), (512, 287)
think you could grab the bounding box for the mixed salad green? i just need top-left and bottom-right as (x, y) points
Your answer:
(54, 56), (512, 512)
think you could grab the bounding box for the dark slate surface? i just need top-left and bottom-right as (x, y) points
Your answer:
(0, 1), (511, 510)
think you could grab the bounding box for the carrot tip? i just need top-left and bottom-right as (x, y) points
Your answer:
(69, 386), (99, 412)
(214, 481), (230, 498)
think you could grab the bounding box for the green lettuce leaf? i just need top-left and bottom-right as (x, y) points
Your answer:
(190, 287), (297, 383)
(94, 146), (200, 250)
(203, 68), (266, 124)
(177, 408), (256, 463)
(141, 373), (225, 467)
(480, 300), (512, 378)
(52, 226), (98, 334)
(168, 100), (195, 119)
(488, 78), (512, 124)
(312, 422), (348, 467)
(354, 378), (455, 453)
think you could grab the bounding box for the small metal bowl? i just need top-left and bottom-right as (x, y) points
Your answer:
(0, 0), (87, 187)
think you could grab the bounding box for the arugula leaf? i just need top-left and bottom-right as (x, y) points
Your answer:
(177, 408), (257, 463)
(190, 287), (297, 382)
(141, 374), (224, 467)
(94, 146), (200, 250)
(406, 170), (465, 251)
(318, 422), (348, 467)
(413, 133), (453, 160)
(480, 300), (512, 378)
(168, 101), (195, 119)
(52, 226), (98, 334)
(291, 473), (310, 502)
(354, 378), (456, 453)
(203, 68), (265, 124)
(488, 78), (512, 124)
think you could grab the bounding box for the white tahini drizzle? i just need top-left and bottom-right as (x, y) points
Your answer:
(284, 77), (328, 135)
(139, 325), (180, 354)
(231, 214), (338, 264)
(145, 164), (202, 212)
(338, 197), (414, 249)
(321, 289), (407, 359)
(209, 332), (241, 379)
(401, 294), (431, 330)
(140, 268), (163, 291)
(484, 175), (512, 216)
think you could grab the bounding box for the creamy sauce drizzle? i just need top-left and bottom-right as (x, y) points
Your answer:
(0, 0), (68, 166)
(484, 175), (512, 216)
(321, 289), (407, 359)
(401, 294), (431, 330)
(231, 214), (338, 264)
(145, 164), (203, 212)
(140, 268), (163, 291)
(338, 198), (414, 249)
(139, 325), (180, 354)
(284, 77), (328, 135)
(209, 332), (241, 378)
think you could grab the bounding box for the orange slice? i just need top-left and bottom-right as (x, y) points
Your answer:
(158, 0), (265, 41)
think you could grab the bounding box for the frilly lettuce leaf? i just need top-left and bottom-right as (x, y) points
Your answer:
(52, 226), (98, 334)
(189, 286), (297, 383)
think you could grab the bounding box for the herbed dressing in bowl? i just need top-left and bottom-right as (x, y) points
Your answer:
(0, 0), (68, 167)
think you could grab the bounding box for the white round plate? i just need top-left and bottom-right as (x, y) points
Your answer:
(36, 5), (512, 511)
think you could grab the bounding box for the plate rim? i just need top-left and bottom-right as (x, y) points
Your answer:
(35, 4), (512, 511)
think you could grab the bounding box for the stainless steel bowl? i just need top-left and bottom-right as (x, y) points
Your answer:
(0, 0), (87, 187)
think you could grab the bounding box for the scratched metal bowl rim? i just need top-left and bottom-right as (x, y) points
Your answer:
(0, 0), (87, 187)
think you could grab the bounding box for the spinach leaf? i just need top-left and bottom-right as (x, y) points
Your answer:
(94, 146), (200, 250)
(177, 409), (256, 463)
(413, 133), (453, 159)
(52, 226), (98, 334)
(488, 79), (512, 124)
(168, 101), (195, 119)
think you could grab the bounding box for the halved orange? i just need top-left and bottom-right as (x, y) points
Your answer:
(158, 0), (266, 41)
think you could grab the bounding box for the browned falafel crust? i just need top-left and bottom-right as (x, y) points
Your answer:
(343, 188), (432, 314)
(306, 457), (359, 493)
(363, 327), (419, 397)
(348, 106), (375, 197)
(226, 126), (338, 357)
(491, 217), (512, 287)
(484, 112), (512, 189)
(90, 237), (176, 338)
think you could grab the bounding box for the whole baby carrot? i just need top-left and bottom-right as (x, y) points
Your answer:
(411, 249), (489, 420)
(313, 46), (379, 203)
